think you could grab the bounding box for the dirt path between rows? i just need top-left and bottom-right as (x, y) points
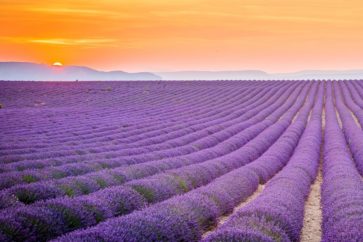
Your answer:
(300, 107), (324, 242)
(300, 169), (323, 242)
(202, 184), (265, 239)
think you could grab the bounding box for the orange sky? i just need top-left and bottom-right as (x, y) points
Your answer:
(1, 0), (363, 72)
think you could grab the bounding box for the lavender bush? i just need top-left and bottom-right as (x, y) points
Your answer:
(1, 80), (362, 242)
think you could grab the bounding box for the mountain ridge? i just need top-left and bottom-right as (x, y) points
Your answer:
(1, 62), (363, 80)
(157, 70), (363, 80)
(0, 62), (161, 81)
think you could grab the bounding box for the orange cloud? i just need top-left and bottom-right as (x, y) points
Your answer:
(29, 38), (118, 47)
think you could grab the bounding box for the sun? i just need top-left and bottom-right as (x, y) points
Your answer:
(52, 62), (63, 67)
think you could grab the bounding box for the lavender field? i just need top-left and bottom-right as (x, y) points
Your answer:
(0, 80), (362, 242)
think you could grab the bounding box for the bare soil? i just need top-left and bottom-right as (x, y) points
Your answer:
(202, 184), (265, 238)
(300, 170), (323, 242)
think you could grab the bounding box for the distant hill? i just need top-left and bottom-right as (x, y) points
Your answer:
(157, 70), (269, 80)
(272, 70), (363, 80)
(0, 62), (161, 81)
(1, 62), (363, 81)
(157, 70), (363, 80)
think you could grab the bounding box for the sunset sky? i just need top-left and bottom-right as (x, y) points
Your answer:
(1, 0), (363, 72)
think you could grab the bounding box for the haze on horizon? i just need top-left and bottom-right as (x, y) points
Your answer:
(1, 0), (363, 73)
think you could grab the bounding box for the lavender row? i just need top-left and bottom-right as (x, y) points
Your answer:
(0, 115), (289, 241)
(0, 83), (279, 164)
(0, 87), (244, 148)
(0, 83), (283, 169)
(346, 81), (363, 109)
(120, 82), (311, 204)
(334, 82), (363, 175)
(0, 83), (299, 190)
(0, 83), (284, 161)
(3, 83), (282, 149)
(340, 82), (363, 126)
(51, 82), (317, 242)
(0, 82), (312, 241)
(0, 87), (247, 159)
(0, 84), (287, 174)
(321, 82), (363, 241)
(0, 84), (278, 167)
(204, 81), (323, 242)
(0, 81), (266, 110)
(0, 82), (271, 148)
(0, 82), (302, 207)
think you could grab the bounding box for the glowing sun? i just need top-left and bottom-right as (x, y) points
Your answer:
(52, 62), (63, 66)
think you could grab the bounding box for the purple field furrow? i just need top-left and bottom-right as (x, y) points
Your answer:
(0, 82), (270, 141)
(203, 82), (323, 242)
(50, 82), (316, 242)
(334, 83), (363, 175)
(0, 83), (298, 190)
(346, 81), (363, 109)
(0, 80), (362, 242)
(342, 82), (363, 126)
(321, 82), (363, 241)
(0, 87), (265, 152)
(0, 83), (284, 169)
(0, 84), (298, 208)
(0, 83), (284, 164)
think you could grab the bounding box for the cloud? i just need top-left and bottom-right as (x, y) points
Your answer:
(0, 36), (143, 48)
(151, 10), (242, 18)
(28, 38), (118, 47)
(29, 7), (110, 15)
(251, 15), (351, 24)
(149, 10), (350, 25)
(26, 7), (137, 19)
